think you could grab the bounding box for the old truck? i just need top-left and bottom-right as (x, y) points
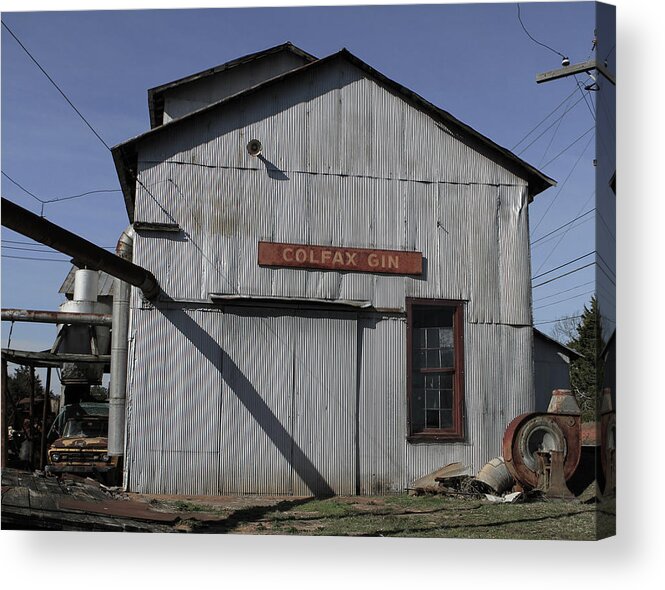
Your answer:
(46, 403), (119, 484)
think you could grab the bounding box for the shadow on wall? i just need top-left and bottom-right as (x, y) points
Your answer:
(159, 297), (335, 497)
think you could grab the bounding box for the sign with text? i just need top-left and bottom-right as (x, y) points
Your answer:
(258, 241), (423, 276)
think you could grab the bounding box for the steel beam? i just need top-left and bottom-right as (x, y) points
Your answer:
(1, 197), (160, 299)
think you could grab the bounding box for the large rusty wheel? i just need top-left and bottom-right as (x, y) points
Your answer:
(503, 413), (581, 489)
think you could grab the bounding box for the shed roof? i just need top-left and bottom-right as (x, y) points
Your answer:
(113, 46), (556, 221)
(147, 42), (318, 129)
(533, 328), (583, 360)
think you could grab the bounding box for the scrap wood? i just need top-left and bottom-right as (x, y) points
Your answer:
(409, 462), (470, 493)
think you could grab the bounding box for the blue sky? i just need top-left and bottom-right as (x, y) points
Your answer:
(2, 2), (609, 387)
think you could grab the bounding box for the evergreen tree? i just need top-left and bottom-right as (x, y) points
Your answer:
(7, 365), (45, 403)
(564, 296), (604, 422)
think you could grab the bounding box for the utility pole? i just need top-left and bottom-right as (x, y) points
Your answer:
(536, 58), (615, 86)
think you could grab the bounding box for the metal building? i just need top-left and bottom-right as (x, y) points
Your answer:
(111, 43), (555, 495)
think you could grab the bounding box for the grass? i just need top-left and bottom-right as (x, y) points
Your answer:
(150, 493), (615, 540)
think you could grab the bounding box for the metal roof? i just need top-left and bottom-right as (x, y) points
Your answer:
(59, 266), (115, 297)
(533, 328), (583, 359)
(147, 42), (318, 129)
(113, 46), (556, 222)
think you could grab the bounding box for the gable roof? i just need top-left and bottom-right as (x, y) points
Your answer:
(147, 42), (317, 129)
(113, 47), (556, 221)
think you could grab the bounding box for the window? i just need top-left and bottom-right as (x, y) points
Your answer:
(407, 299), (464, 441)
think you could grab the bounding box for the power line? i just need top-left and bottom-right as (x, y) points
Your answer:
(516, 93), (585, 156)
(532, 262), (595, 288)
(573, 74), (596, 122)
(2, 254), (71, 263)
(530, 209), (595, 245)
(531, 217), (593, 249)
(1, 21), (111, 151)
(1, 171), (45, 204)
(516, 4), (567, 59)
(541, 125), (595, 168)
(2, 239), (116, 250)
(532, 251), (595, 281)
(534, 315), (583, 326)
(511, 86), (579, 151)
(533, 188), (594, 275)
(530, 143), (594, 246)
(2, 245), (64, 254)
(533, 280), (595, 303)
(533, 289), (595, 311)
(2, 168), (121, 219)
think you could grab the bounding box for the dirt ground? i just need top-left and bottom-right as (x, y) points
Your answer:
(136, 491), (616, 540)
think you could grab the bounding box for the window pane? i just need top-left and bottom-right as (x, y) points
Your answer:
(426, 410), (440, 428)
(440, 410), (453, 429)
(414, 327), (426, 349)
(427, 349), (439, 368)
(426, 390), (440, 409)
(427, 328), (439, 348)
(441, 389), (453, 409)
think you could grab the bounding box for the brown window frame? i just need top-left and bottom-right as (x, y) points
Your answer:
(406, 298), (465, 442)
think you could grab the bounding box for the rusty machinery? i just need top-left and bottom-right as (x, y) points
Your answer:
(503, 390), (581, 499)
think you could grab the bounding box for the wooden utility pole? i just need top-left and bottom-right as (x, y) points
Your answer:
(536, 58), (615, 86)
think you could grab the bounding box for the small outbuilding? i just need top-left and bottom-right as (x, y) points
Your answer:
(110, 43), (554, 495)
(533, 329), (583, 412)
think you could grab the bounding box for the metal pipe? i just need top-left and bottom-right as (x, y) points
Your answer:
(1, 197), (159, 299)
(1, 309), (113, 326)
(108, 226), (133, 457)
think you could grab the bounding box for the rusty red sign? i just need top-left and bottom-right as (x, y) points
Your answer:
(258, 241), (423, 275)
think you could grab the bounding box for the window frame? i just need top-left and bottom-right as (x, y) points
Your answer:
(406, 298), (465, 442)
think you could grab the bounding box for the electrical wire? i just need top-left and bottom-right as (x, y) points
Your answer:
(516, 93), (585, 156)
(1, 240), (115, 250)
(2, 254), (71, 262)
(516, 4), (568, 59)
(511, 85), (579, 151)
(534, 315), (583, 326)
(533, 289), (595, 311)
(532, 251), (595, 281)
(1, 171), (45, 204)
(573, 74), (596, 122)
(531, 217), (593, 249)
(1, 21), (111, 151)
(533, 280), (595, 303)
(530, 141), (594, 240)
(530, 209), (595, 245)
(541, 125), (594, 168)
(532, 262), (595, 288)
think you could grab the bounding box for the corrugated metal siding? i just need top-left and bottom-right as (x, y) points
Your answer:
(163, 51), (310, 124)
(126, 304), (533, 495)
(358, 317), (533, 492)
(127, 305), (359, 495)
(134, 58), (530, 320)
(358, 315), (406, 493)
(126, 307), (223, 494)
(124, 56), (537, 495)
